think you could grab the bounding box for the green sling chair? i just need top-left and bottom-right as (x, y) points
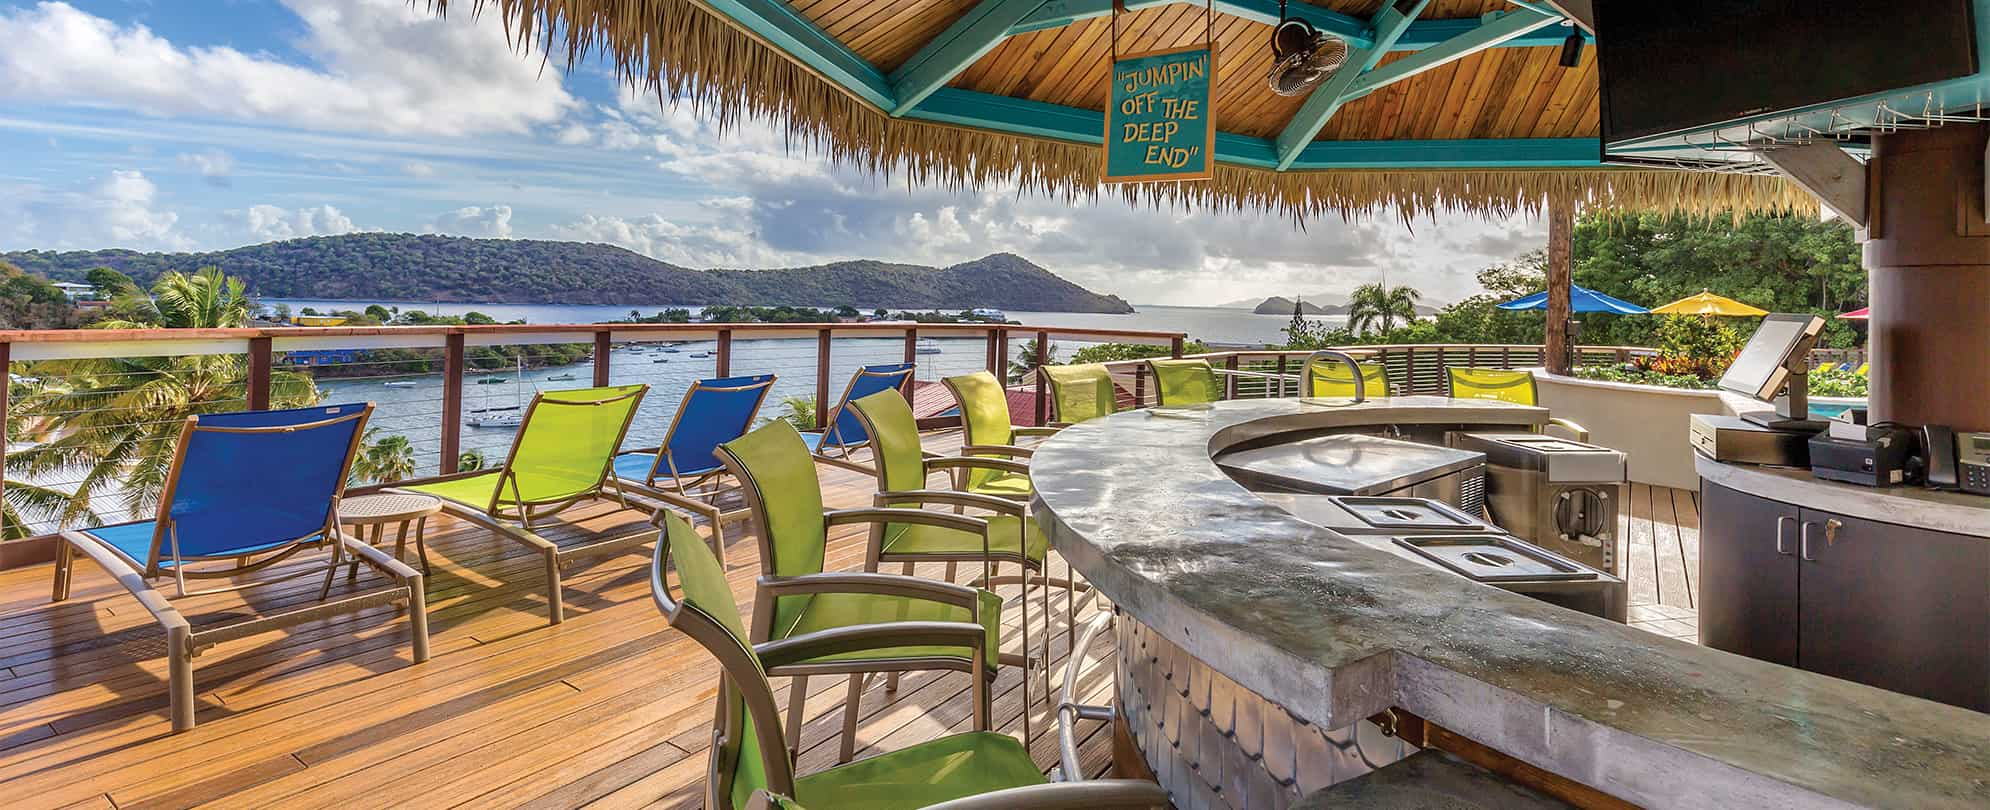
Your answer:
(714, 421), (1007, 764)
(1306, 361), (1391, 398)
(1446, 367), (1590, 441)
(1040, 363), (1118, 426)
(395, 384), (658, 624)
(1143, 358), (1221, 406)
(850, 389), (1092, 733)
(939, 371), (1057, 501)
(651, 511), (1166, 810)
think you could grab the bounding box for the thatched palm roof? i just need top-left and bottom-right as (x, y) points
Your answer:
(433, 0), (1811, 220)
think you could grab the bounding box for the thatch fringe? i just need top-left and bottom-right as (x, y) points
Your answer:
(434, 0), (1816, 221)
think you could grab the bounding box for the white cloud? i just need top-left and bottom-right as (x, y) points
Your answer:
(232, 204), (361, 242)
(0, 169), (193, 251)
(553, 123), (594, 146)
(401, 161), (436, 178)
(176, 148), (233, 187)
(429, 205), (513, 238)
(0, 1), (576, 137)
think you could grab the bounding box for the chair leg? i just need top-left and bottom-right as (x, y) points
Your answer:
(839, 674), (864, 764)
(1019, 560), (1032, 744)
(407, 570), (431, 663)
(785, 675), (809, 756)
(51, 539), (73, 602)
(167, 624), (196, 733)
(542, 548), (565, 625)
(944, 561), (957, 583)
(887, 561), (914, 693)
(1040, 563), (1053, 713)
(413, 517), (432, 576)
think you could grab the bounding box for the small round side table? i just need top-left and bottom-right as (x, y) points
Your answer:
(340, 492), (444, 580)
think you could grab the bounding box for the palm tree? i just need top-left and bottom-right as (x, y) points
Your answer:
(1345, 283), (1422, 335)
(350, 432), (418, 485)
(9, 267), (318, 529)
(778, 395), (817, 431)
(458, 449), (488, 472)
(1008, 339), (1058, 384)
(2, 382), (93, 539)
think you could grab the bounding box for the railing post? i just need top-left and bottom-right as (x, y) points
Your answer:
(441, 333), (464, 475)
(995, 328), (1011, 384)
(984, 329), (998, 373)
(1501, 346), (1512, 369)
(247, 336), (272, 410)
(1, 342), (9, 533)
(1033, 330), (1049, 424)
(1224, 354), (1239, 400)
(593, 331), (611, 387)
(716, 329), (733, 377)
(1170, 336), (1184, 359)
(1405, 346), (1418, 394)
(1276, 353), (1289, 397)
(901, 327), (918, 396)
(815, 329), (832, 430)
(1134, 365), (1147, 407)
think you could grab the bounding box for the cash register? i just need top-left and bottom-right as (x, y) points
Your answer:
(1689, 313), (1828, 467)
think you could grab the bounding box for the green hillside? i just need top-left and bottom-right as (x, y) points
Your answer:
(2, 234), (1134, 313)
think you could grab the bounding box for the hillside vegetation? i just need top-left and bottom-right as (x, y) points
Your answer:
(3, 234), (1134, 313)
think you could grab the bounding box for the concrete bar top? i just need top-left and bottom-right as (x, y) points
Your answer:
(1696, 454), (1990, 537)
(1031, 397), (1990, 810)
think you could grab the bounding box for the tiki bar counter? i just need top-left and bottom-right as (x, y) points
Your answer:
(1029, 397), (1990, 810)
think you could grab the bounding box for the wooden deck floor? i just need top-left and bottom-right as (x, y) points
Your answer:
(0, 435), (1706, 809)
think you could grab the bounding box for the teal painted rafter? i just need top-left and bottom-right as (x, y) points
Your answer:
(1273, 0), (1431, 170)
(1341, 9), (1561, 104)
(908, 88), (1600, 168)
(700, 0), (894, 108)
(890, 0), (1050, 116)
(1014, 0), (1372, 47)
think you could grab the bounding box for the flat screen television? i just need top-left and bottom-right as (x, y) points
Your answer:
(1595, 1), (1978, 145)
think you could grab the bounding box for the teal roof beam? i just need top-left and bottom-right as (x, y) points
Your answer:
(1273, 0), (1432, 171)
(1012, 0), (1373, 48)
(1394, 15), (1581, 49)
(890, 0), (1051, 116)
(700, 0), (896, 108)
(1340, 10), (1562, 104)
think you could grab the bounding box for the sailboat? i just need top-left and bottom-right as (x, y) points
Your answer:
(467, 356), (527, 428)
(916, 338), (943, 355)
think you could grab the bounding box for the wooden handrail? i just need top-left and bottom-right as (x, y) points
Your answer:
(0, 320), (1187, 344)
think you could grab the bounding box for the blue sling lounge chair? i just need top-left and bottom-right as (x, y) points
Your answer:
(51, 403), (429, 733)
(803, 363), (915, 472)
(608, 374), (776, 567)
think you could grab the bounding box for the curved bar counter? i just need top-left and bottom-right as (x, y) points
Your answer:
(1031, 397), (1990, 810)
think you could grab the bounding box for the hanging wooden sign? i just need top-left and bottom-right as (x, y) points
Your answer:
(1102, 1), (1216, 184)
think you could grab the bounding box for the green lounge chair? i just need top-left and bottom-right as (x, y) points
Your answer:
(1040, 363), (1118, 426)
(1306, 361), (1391, 398)
(52, 403), (428, 732)
(939, 371), (1056, 501)
(1446, 367), (1589, 441)
(396, 384), (655, 624)
(1143, 358), (1221, 406)
(714, 421), (1007, 763)
(651, 510), (1166, 810)
(850, 389), (1092, 730)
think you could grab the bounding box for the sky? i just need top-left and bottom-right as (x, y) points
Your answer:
(0, 0), (1550, 306)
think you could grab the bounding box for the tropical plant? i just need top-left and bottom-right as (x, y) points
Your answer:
(7, 267), (318, 531)
(350, 431), (418, 485)
(1345, 283), (1421, 335)
(778, 395), (817, 431)
(458, 449), (488, 472)
(1008, 339), (1059, 384)
(1070, 340), (1212, 364)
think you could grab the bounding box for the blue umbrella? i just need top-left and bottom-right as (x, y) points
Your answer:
(1497, 284), (1649, 315)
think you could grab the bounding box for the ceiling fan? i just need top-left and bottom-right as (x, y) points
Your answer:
(1265, 0), (1350, 96)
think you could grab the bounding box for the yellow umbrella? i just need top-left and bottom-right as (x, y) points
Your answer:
(1650, 290), (1769, 317)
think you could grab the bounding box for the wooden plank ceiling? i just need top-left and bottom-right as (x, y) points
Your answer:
(792, 0), (1597, 143)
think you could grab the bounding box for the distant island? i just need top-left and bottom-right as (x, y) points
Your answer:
(3, 234), (1135, 314)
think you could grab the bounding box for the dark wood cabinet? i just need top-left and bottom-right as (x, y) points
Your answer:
(1797, 512), (1990, 711)
(1700, 478), (1990, 712)
(1698, 482), (1800, 666)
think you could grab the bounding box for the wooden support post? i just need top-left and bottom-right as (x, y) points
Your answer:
(1033, 330), (1049, 424)
(1170, 336), (1184, 359)
(1224, 354), (1239, 399)
(1, 342), (8, 534)
(984, 329), (999, 374)
(994, 328), (1010, 385)
(815, 329), (832, 430)
(1134, 366), (1146, 407)
(901, 327), (918, 396)
(716, 329), (733, 377)
(1406, 346), (1419, 393)
(1276, 353), (1289, 397)
(441, 333), (464, 474)
(1502, 346), (1513, 369)
(593, 331), (611, 387)
(246, 336), (272, 410)
(1545, 194), (1575, 376)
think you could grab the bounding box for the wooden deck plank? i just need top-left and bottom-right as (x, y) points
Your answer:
(1648, 483), (1693, 609)
(1622, 483), (1661, 606)
(1671, 485), (1702, 609)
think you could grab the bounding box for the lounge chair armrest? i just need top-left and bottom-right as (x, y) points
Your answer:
(960, 443), (1035, 459)
(58, 532), (190, 633)
(339, 534), (422, 580)
(754, 621), (988, 670)
(1046, 421), (1075, 429)
(758, 572), (982, 609)
(921, 781), (1172, 810)
(612, 481), (722, 523)
(926, 456), (1032, 476)
(873, 489), (1023, 516)
(1012, 426), (1061, 439)
(1546, 417), (1590, 443)
(823, 507), (989, 535)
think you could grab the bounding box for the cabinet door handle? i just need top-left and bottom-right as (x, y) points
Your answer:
(1800, 521), (1819, 561)
(1774, 515), (1794, 555)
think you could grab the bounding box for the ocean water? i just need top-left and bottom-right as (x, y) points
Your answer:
(265, 299), (1345, 346)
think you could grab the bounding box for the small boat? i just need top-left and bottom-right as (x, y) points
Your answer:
(384, 380), (419, 389)
(915, 339), (942, 355)
(547, 373), (577, 381)
(662, 346), (683, 354)
(466, 413), (524, 428)
(625, 346), (646, 353)
(652, 358), (671, 364)
(475, 376), (507, 385)
(689, 352), (711, 359)
(970, 307), (1007, 321)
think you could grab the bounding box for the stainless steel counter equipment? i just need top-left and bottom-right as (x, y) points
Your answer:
(1217, 433), (1487, 513)
(1449, 432), (1627, 575)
